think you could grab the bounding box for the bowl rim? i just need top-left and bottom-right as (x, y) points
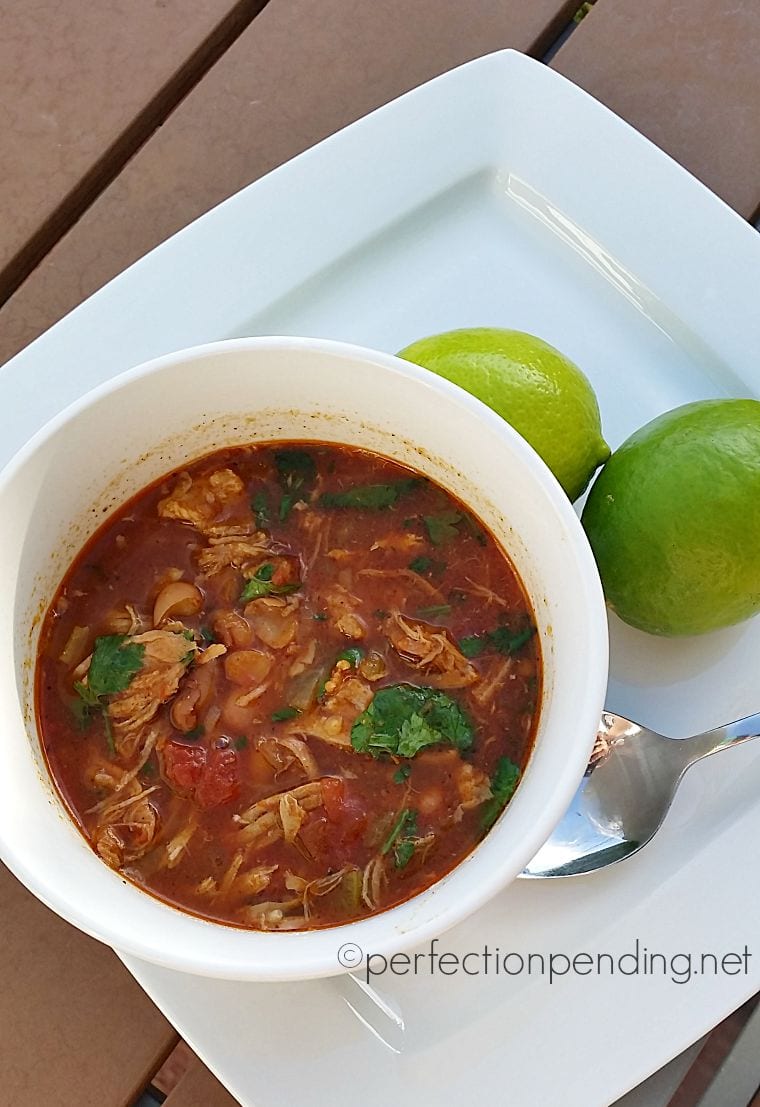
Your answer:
(0, 334), (609, 979)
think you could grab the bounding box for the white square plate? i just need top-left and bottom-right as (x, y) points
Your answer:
(4, 50), (760, 1107)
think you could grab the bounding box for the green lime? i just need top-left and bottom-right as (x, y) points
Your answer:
(398, 328), (609, 500)
(582, 399), (760, 636)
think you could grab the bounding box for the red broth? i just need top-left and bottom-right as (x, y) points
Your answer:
(36, 443), (540, 930)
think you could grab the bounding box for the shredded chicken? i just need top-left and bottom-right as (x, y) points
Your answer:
(285, 868), (349, 919)
(322, 583), (366, 640)
(235, 865), (278, 898)
(239, 899), (305, 930)
(93, 785), (160, 869)
(157, 469), (250, 535)
(103, 602), (143, 636)
(385, 612), (478, 689)
(461, 578), (510, 608)
(87, 728), (160, 814)
(197, 533), (271, 577)
(290, 661), (372, 748)
(237, 780), (326, 849)
(164, 818), (197, 869)
(357, 567), (443, 601)
(362, 856), (387, 910)
(457, 763), (492, 809)
(471, 656), (514, 706)
(106, 630), (197, 757)
(258, 736), (320, 780)
(370, 532), (424, 553)
(218, 850), (246, 898)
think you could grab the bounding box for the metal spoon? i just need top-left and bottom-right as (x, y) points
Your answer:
(522, 711), (760, 878)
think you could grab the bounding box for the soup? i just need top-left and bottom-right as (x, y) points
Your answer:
(36, 443), (540, 930)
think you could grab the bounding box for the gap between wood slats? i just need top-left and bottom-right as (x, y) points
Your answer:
(0, 0), (271, 308)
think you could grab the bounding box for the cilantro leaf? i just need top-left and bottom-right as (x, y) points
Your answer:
(275, 450), (316, 520)
(85, 635), (145, 698)
(271, 706), (300, 722)
(380, 809), (420, 869)
(319, 479), (419, 511)
(488, 624), (536, 654)
(417, 604), (451, 619)
(240, 563), (301, 602)
(481, 757), (521, 830)
(351, 684), (473, 759)
(423, 511), (462, 546)
(394, 837), (417, 869)
(397, 713), (441, 757)
(393, 764), (411, 783)
(73, 634), (145, 754)
(408, 556), (446, 576)
(458, 622), (536, 660)
(252, 489), (269, 528)
(409, 556), (433, 574)
(381, 808), (417, 855)
(458, 634), (487, 659)
(335, 647), (364, 668)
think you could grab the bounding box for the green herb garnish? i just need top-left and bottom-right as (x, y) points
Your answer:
(73, 634), (145, 753)
(381, 808), (415, 852)
(489, 625), (535, 654)
(275, 449), (316, 521)
(393, 837), (417, 868)
(409, 556), (433, 574)
(77, 634), (145, 700)
(183, 724), (205, 741)
(351, 683), (473, 759)
(240, 562), (301, 602)
(393, 764), (411, 783)
(458, 623), (536, 658)
(234, 735), (249, 750)
(312, 612), (327, 622)
(417, 604), (452, 619)
(481, 757), (521, 830)
(199, 625), (216, 644)
(459, 635), (486, 659)
(252, 489), (269, 528)
(408, 556), (446, 576)
(319, 479), (419, 511)
(380, 809), (420, 869)
(423, 511), (462, 546)
(335, 647), (364, 668)
(271, 706), (301, 722)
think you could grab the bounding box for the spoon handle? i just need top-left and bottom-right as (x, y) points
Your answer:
(676, 712), (760, 770)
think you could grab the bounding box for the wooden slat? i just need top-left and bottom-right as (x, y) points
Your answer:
(0, 0), (267, 300)
(0, 862), (177, 1107)
(551, 0), (760, 220)
(0, 0), (577, 367)
(163, 1055), (240, 1107)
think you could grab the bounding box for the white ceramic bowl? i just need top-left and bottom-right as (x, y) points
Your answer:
(0, 336), (607, 981)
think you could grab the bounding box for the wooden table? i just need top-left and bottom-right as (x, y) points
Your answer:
(2, 2), (759, 1104)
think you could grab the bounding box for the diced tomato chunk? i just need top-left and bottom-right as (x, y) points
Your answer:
(321, 776), (346, 822)
(271, 557), (299, 588)
(322, 776), (367, 853)
(162, 741), (206, 796)
(162, 741), (239, 809)
(195, 747), (240, 809)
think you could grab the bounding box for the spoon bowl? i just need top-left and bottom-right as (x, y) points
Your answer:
(523, 711), (760, 878)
